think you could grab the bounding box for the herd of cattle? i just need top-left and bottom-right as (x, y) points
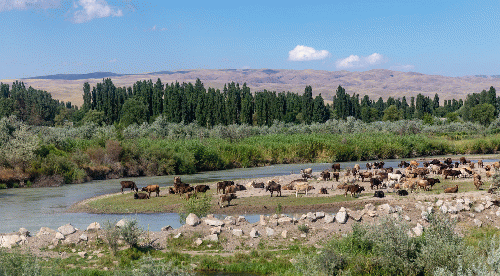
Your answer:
(119, 157), (499, 207)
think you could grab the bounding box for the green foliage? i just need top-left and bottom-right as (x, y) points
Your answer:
(275, 202), (282, 214)
(0, 249), (43, 276)
(120, 220), (143, 248)
(130, 255), (194, 276)
(298, 224), (309, 234)
(102, 221), (120, 255)
(181, 193), (212, 221)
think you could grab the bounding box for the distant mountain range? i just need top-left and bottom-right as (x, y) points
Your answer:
(1, 69), (500, 107)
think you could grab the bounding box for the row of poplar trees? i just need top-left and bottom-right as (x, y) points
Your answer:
(81, 78), (330, 126)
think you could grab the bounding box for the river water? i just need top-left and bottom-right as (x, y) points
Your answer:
(0, 158), (493, 234)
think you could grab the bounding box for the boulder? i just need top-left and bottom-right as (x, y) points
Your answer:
(485, 201), (494, 209)
(210, 227), (221, 235)
(436, 200), (444, 207)
(223, 216), (236, 225)
(367, 210), (378, 217)
(404, 215), (411, 221)
(323, 214), (335, 223)
(277, 217), (293, 224)
(77, 251), (87, 258)
(86, 222), (101, 232)
(0, 234), (22, 248)
(237, 216), (247, 223)
(36, 227), (56, 237)
(306, 212), (317, 222)
(173, 233), (182, 239)
(232, 229), (243, 237)
(364, 203), (375, 211)
(58, 224), (76, 236)
(281, 230), (288, 239)
(55, 232), (65, 240)
(79, 234), (88, 242)
(421, 211), (429, 221)
(439, 205), (448, 214)
(378, 204), (396, 214)
(250, 228), (260, 238)
(447, 206), (458, 214)
(116, 219), (128, 228)
(315, 212), (325, 219)
(259, 215), (266, 226)
(204, 218), (224, 227)
(267, 219), (278, 227)
(349, 210), (363, 222)
(496, 210), (500, 217)
(474, 219), (483, 227)
(336, 210), (348, 224)
(195, 238), (203, 246)
(186, 213), (201, 226)
(474, 204), (485, 213)
(266, 227), (275, 237)
(18, 228), (30, 237)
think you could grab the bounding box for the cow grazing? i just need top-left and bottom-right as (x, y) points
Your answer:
(134, 193), (150, 199)
(319, 187), (328, 194)
(442, 169), (461, 180)
(168, 187), (176, 194)
(424, 177), (440, 188)
(265, 180), (281, 197)
(397, 190), (409, 196)
(344, 184), (365, 197)
(195, 185), (210, 193)
(295, 183), (314, 197)
(217, 181), (234, 194)
(416, 179), (430, 191)
(388, 173), (403, 183)
(473, 178), (483, 190)
(177, 185), (194, 195)
(374, 191), (385, 198)
(370, 177), (382, 190)
(430, 159), (441, 165)
(478, 160), (484, 168)
(120, 181), (138, 193)
(493, 162), (500, 171)
(331, 172), (340, 182)
(141, 185), (160, 197)
(251, 182), (265, 188)
(219, 193), (237, 208)
(359, 171), (373, 182)
(444, 158), (453, 165)
(444, 185), (459, 193)
(331, 163), (341, 172)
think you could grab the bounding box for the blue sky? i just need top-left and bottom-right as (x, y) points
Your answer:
(0, 0), (499, 79)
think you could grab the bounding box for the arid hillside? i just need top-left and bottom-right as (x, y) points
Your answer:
(2, 69), (500, 107)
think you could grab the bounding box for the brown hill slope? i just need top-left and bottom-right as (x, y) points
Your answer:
(2, 69), (500, 107)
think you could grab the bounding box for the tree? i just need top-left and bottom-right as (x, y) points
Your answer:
(382, 105), (403, 122)
(119, 98), (148, 126)
(470, 103), (495, 126)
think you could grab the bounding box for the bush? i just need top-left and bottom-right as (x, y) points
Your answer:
(103, 221), (120, 255)
(180, 193), (212, 223)
(298, 224), (309, 234)
(120, 220), (143, 248)
(0, 249), (43, 276)
(131, 255), (194, 276)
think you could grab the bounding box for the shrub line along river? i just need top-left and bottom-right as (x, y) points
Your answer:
(0, 157), (496, 234)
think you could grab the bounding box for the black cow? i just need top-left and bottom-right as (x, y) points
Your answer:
(195, 185), (210, 193)
(265, 181), (282, 197)
(374, 191), (385, 198)
(120, 181), (138, 193)
(397, 190), (409, 196)
(134, 193), (149, 199)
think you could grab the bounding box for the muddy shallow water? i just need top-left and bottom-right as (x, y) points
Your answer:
(0, 156), (495, 234)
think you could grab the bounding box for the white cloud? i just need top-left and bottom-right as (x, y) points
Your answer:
(72, 0), (123, 23)
(0, 0), (59, 12)
(288, 45), (330, 61)
(336, 53), (386, 69)
(390, 64), (415, 71)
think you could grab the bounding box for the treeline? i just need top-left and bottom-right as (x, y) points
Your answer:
(0, 78), (498, 127)
(0, 81), (73, 125)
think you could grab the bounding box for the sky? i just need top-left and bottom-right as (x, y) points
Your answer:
(0, 0), (499, 79)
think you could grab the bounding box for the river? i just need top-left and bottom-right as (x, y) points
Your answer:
(0, 158), (493, 234)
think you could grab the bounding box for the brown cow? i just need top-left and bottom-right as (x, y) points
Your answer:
(134, 192), (149, 199)
(474, 178), (483, 190)
(120, 181), (138, 193)
(344, 184), (365, 197)
(265, 180), (282, 197)
(416, 179), (430, 191)
(359, 171), (373, 182)
(219, 193), (237, 208)
(195, 185), (210, 193)
(478, 160), (484, 168)
(217, 181), (234, 194)
(444, 185), (459, 193)
(442, 169), (461, 180)
(319, 187), (328, 194)
(320, 170), (331, 181)
(142, 185), (160, 197)
(410, 160), (419, 168)
(331, 172), (340, 182)
(331, 163), (341, 172)
(460, 157), (467, 164)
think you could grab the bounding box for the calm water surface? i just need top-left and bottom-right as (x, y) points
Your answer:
(0, 158), (493, 234)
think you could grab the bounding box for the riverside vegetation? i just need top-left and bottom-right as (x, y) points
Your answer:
(2, 115), (500, 187)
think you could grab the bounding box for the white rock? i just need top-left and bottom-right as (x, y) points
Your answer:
(339, 207), (347, 213)
(436, 200), (444, 207)
(232, 229), (243, 237)
(455, 203), (465, 212)
(58, 224), (76, 236)
(271, 214), (279, 219)
(421, 211), (429, 221)
(186, 213), (201, 226)
(79, 234), (88, 242)
(278, 217), (293, 224)
(266, 227), (275, 236)
(349, 211), (363, 222)
(336, 211), (348, 224)
(18, 228), (30, 237)
(237, 216), (247, 223)
(378, 204), (395, 214)
(267, 219), (278, 227)
(474, 204), (485, 213)
(173, 233), (182, 239)
(300, 214), (308, 220)
(456, 198), (465, 204)
(36, 227), (56, 237)
(204, 218), (224, 227)
(116, 219), (128, 228)
(323, 214), (335, 223)
(0, 234), (22, 248)
(161, 226), (173, 231)
(204, 234), (218, 242)
(474, 219), (483, 227)
(259, 215), (266, 226)
(55, 232), (65, 240)
(77, 251), (87, 258)
(485, 201), (494, 209)
(440, 205), (448, 214)
(464, 198), (472, 206)
(365, 203), (375, 211)
(496, 210), (500, 217)
(300, 233), (307, 238)
(469, 213), (475, 218)
(315, 212), (325, 219)
(210, 227), (221, 235)
(367, 210), (378, 217)
(195, 238), (203, 246)
(86, 222), (101, 232)
(448, 206), (458, 214)
(427, 207), (433, 214)
(223, 216), (236, 225)
(306, 212), (317, 221)
(412, 223), (424, 237)
(404, 215), (411, 221)
(281, 230), (288, 238)
(250, 228), (260, 238)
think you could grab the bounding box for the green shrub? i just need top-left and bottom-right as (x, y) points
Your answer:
(298, 224), (309, 234)
(102, 221), (120, 255)
(120, 220), (143, 248)
(0, 183), (7, 189)
(180, 193), (212, 223)
(131, 255), (194, 276)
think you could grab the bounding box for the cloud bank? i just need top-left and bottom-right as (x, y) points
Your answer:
(288, 45), (330, 61)
(72, 0), (123, 23)
(0, 0), (59, 12)
(336, 53), (385, 69)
